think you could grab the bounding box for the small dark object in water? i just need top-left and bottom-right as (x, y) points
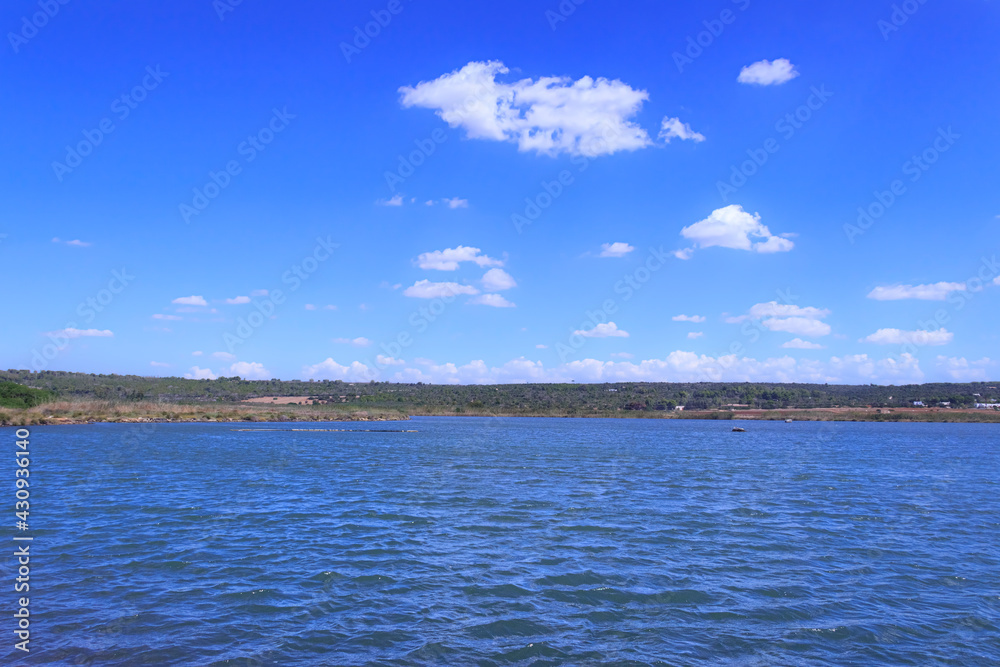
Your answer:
(732, 427), (746, 432)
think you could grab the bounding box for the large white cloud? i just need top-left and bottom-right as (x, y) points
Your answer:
(416, 246), (502, 271)
(680, 205), (794, 255)
(403, 280), (480, 299)
(867, 282), (967, 301)
(738, 58), (800, 86)
(861, 328), (953, 346)
(400, 60), (654, 157)
(230, 361), (271, 380)
(481, 268), (517, 291)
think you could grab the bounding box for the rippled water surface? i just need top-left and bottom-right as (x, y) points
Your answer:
(6, 417), (1000, 665)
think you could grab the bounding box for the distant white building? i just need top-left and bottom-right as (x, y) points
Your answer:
(675, 405), (685, 411)
(976, 403), (1000, 410)
(912, 401), (925, 407)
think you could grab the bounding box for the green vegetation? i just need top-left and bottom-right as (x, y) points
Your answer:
(0, 381), (54, 409)
(0, 370), (997, 423)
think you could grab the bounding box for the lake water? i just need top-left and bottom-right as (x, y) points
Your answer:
(5, 417), (1000, 665)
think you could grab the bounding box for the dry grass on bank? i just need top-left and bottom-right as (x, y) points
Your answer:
(0, 400), (408, 427)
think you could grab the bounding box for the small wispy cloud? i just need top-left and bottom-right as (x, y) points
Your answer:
(598, 242), (635, 258)
(172, 295), (208, 307)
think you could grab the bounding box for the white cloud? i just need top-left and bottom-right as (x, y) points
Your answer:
(333, 337), (372, 347)
(376, 194), (404, 207)
(861, 328), (953, 346)
(680, 205), (794, 255)
(376, 354), (406, 366)
(416, 246), (502, 271)
(304, 304), (317, 311)
(994, 276), (1000, 286)
(400, 60), (652, 157)
(469, 294), (516, 308)
(150, 361), (170, 368)
(443, 197), (469, 209)
(673, 314), (706, 323)
(762, 317), (832, 338)
(727, 302), (832, 338)
(935, 356), (993, 382)
(536, 344), (548, 349)
(673, 248), (694, 260)
(404, 280), (480, 299)
(687, 332), (704, 339)
(230, 361), (271, 380)
(47, 328), (113, 339)
(867, 282), (967, 301)
(212, 351), (237, 361)
(481, 268), (517, 291)
(250, 289), (269, 297)
(738, 58), (800, 86)
(301, 358), (374, 381)
(184, 366), (217, 380)
(575, 322), (629, 338)
(783, 339), (826, 350)
(192, 351), (203, 356)
(748, 302), (831, 320)
(378, 352), (925, 385)
(658, 117), (705, 143)
(152, 314), (182, 321)
(226, 296), (251, 304)
(172, 295), (208, 307)
(52, 237), (92, 247)
(598, 242), (635, 258)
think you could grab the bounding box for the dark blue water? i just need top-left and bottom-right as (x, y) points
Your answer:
(4, 417), (1000, 665)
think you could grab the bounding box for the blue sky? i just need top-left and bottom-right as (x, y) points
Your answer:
(3, 0), (999, 384)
